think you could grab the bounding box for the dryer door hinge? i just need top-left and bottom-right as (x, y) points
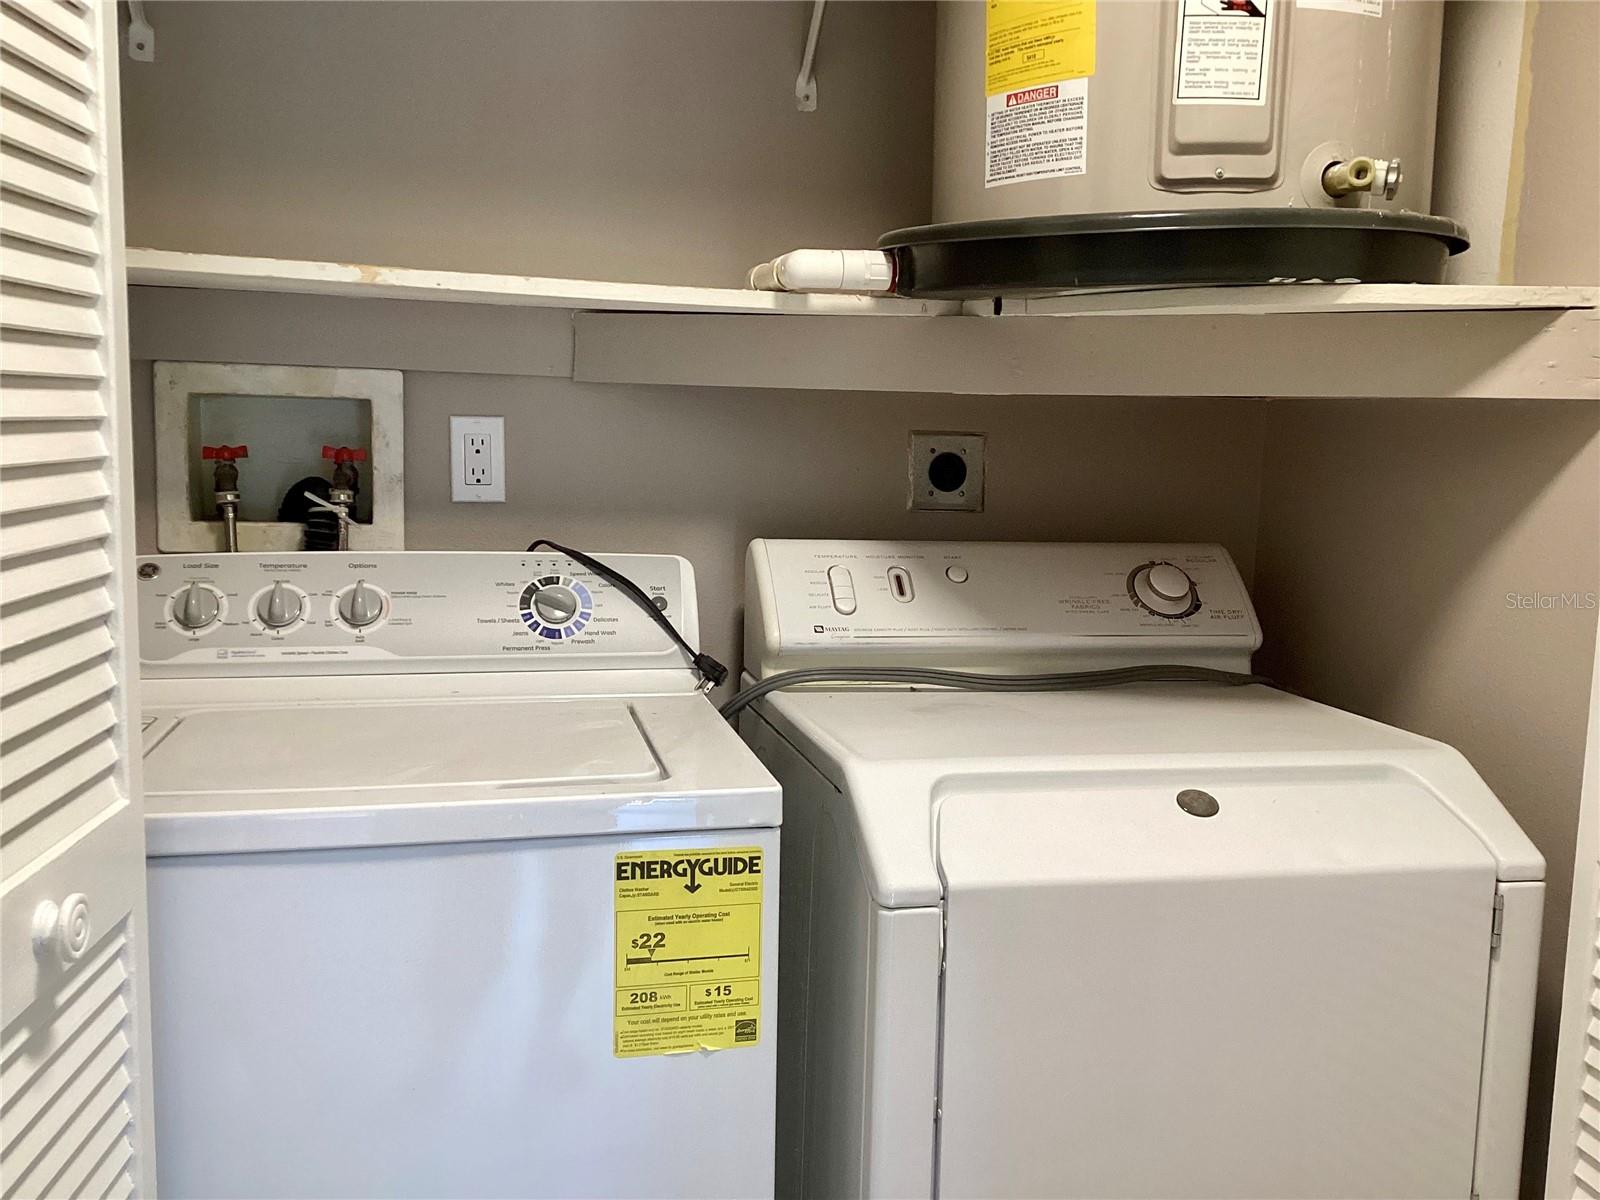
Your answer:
(1489, 893), (1505, 951)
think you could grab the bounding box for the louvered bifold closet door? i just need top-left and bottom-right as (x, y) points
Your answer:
(1552, 631), (1600, 1199)
(1577, 909), (1600, 1197)
(0, 2), (154, 1198)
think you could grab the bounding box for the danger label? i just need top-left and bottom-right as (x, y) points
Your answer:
(985, 76), (1087, 188)
(614, 848), (763, 1058)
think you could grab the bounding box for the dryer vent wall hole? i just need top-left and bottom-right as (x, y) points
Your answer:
(909, 432), (985, 512)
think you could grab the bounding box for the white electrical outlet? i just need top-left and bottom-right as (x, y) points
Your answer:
(450, 415), (506, 502)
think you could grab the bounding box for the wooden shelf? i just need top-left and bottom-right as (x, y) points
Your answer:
(125, 248), (1599, 401)
(128, 248), (1595, 320)
(574, 298), (1600, 400)
(1007, 283), (1596, 318)
(124, 248), (959, 317)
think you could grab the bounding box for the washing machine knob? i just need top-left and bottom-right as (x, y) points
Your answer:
(1131, 563), (1198, 618)
(257, 581), (303, 628)
(170, 582), (221, 630)
(339, 580), (385, 628)
(532, 584), (581, 625)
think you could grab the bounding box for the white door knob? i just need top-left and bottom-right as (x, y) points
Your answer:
(32, 894), (91, 964)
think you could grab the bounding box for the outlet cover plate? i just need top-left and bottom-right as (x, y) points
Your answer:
(451, 415), (506, 502)
(909, 431), (984, 512)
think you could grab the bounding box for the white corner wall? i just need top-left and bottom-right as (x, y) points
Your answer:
(1432, 0), (1534, 284)
(1507, 0), (1600, 289)
(1433, 0), (1600, 287)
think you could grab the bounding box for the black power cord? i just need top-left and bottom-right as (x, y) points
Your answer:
(525, 540), (729, 690)
(719, 664), (1270, 722)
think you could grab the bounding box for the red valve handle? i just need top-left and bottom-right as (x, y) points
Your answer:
(202, 445), (248, 460)
(321, 445), (368, 463)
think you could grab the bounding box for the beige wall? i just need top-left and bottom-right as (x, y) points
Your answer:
(127, 334), (1270, 686)
(1252, 399), (1600, 1197)
(119, 0), (933, 288)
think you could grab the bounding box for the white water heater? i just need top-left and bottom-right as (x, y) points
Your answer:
(877, 0), (1466, 296)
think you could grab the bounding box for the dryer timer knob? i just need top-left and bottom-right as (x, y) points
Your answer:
(1130, 563), (1198, 618)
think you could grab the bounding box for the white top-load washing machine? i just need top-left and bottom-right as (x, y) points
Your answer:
(137, 551), (779, 1199)
(736, 540), (1543, 1200)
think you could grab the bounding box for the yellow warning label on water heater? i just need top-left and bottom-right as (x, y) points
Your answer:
(614, 847), (763, 1058)
(985, 0), (1096, 95)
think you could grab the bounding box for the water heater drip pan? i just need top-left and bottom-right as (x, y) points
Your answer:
(877, 209), (1469, 299)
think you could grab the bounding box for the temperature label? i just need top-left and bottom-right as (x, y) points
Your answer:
(613, 847), (763, 1058)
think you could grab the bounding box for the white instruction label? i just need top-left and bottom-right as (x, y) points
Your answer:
(1173, 0), (1276, 106)
(1298, 0), (1381, 15)
(985, 77), (1088, 189)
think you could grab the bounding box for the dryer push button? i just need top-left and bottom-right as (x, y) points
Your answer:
(827, 566), (857, 615)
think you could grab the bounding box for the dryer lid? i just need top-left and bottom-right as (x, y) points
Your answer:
(935, 766), (1498, 890)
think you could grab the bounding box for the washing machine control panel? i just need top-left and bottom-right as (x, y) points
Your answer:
(137, 552), (696, 675)
(745, 540), (1262, 675)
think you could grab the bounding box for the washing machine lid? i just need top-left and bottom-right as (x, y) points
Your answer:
(144, 694), (780, 856)
(933, 772), (1497, 1196)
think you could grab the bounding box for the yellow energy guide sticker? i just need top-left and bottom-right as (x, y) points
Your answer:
(985, 0), (1096, 95)
(614, 847), (763, 1058)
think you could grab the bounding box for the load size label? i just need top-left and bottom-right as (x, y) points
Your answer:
(614, 848), (763, 1058)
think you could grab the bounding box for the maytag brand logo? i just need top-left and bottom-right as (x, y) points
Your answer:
(813, 624), (849, 634)
(616, 853), (762, 895)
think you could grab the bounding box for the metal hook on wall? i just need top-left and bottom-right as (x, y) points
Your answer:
(126, 0), (155, 61)
(795, 0), (826, 112)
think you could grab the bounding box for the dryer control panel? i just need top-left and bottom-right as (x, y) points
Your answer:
(745, 540), (1261, 676)
(137, 551), (697, 676)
